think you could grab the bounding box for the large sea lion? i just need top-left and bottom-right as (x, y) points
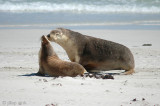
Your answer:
(46, 28), (135, 75)
(37, 35), (86, 77)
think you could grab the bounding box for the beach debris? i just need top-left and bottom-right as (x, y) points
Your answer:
(89, 74), (94, 78)
(95, 74), (102, 79)
(45, 103), (58, 106)
(105, 90), (109, 92)
(131, 98), (145, 102)
(43, 79), (48, 82)
(132, 98), (137, 102)
(52, 83), (62, 86)
(142, 98), (145, 101)
(142, 44), (152, 46)
(101, 74), (114, 79)
(84, 73), (114, 79)
(123, 80), (128, 85)
(41, 73), (114, 80)
(81, 83), (84, 85)
(52, 77), (57, 80)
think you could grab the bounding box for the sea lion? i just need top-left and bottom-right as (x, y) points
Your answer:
(37, 35), (86, 77)
(46, 28), (135, 75)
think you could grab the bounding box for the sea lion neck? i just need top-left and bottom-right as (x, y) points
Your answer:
(41, 43), (59, 59)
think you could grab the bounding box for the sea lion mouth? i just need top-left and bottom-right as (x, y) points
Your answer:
(41, 35), (45, 40)
(41, 35), (49, 44)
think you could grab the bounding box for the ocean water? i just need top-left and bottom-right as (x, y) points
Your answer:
(0, 0), (160, 29)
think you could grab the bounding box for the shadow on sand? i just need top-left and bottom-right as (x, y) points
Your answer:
(18, 72), (120, 79)
(18, 73), (49, 77)
(19, 73), (37, 76)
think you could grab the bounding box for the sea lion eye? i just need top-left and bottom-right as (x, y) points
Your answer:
(56, 33), (59, 36)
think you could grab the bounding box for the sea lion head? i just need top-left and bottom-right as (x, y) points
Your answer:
(41, 35), (56, 57)
(41, 35), (50, 45)
(47, 28), (69, 44)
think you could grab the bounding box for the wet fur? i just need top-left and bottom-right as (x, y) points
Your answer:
(47, 28), (135, 75)
(37, 35), (86, 77)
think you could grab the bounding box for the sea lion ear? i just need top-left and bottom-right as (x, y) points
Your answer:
(41, 35), (49, 44)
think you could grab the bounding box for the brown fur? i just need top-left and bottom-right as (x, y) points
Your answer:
(37, 35), (86, 77)
(47, 28), (135, 75)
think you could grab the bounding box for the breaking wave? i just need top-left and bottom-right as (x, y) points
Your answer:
(0, 1), (160, 13)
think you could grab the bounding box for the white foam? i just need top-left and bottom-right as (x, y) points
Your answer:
(1, 20), (160, 28)
(0, 2), (160, 13)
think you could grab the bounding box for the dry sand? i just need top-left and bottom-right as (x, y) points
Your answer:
(0, 29), (160, 106)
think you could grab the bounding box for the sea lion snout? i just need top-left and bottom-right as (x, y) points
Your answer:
(47, 34), (50, 38)
(41, 35), (49, 44)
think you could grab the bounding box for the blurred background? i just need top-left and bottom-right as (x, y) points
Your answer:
(0, 0), (160, 29)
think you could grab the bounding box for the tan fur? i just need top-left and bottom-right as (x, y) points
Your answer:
(47, 28), (135, 75)
(37, 35), (86, 77)
(122, 69), (135, 75)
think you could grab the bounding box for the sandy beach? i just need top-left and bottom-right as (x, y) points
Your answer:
(0, 29), (160, 106)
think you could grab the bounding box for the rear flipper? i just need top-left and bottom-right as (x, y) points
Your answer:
(121, 69), (135, 75)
